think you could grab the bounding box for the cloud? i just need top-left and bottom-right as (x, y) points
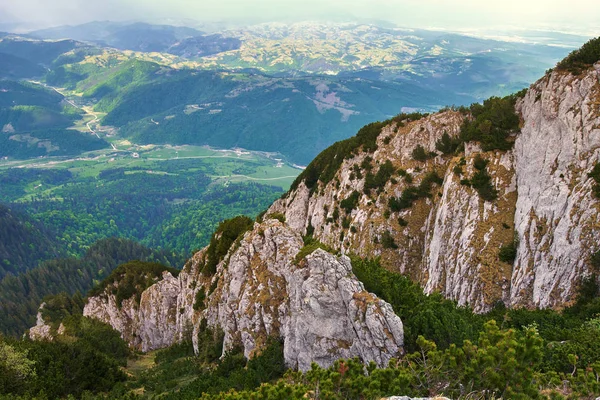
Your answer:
(1, 0), (599, 31)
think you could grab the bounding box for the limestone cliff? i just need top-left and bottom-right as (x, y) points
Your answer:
(80, 60), (600, 368)
(269, 63), (600, 312)
(83, 220), (404, 370)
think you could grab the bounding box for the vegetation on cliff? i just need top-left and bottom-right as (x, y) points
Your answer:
(88, 261), (180, 307)
(556, 36), (600, 74)
(0, 238), (182, 336)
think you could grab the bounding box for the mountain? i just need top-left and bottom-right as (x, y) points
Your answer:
(0, 37), (80, 66)
(0, 80), (109, 158)
(195, 23), (582, 97)
(78, 37), (600, 360)
(29, 21), (240, 57)
(15, 36), (600, 400)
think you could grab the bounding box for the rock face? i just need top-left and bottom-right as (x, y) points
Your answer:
(81, 62), (600, 368)
(84, 220), (403, 370)
(510, 65), (600, 308)
(84, 271), (180, 352)
(29, 303), (66, 341)
(269, 64), (600, 312)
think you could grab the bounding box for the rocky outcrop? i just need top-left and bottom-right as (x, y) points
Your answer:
(269, 64), (600, 312)
(204, 220), (403, 371)
(84, 220), (403, 370)
(28, 303), (65, 341)
(510, 64), (600, 308)
(83, 271), (180, 352)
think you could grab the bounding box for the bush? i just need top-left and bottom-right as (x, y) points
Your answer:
(388, 171), (443, 212)
(194, 287), (206, 311)
(290, 122), (387, 191)
(499, 240), (518, 263)
(435, 132), (461, 155)
(340, 191), (361, 213)
(266, 213), (286, 223)
(459, 95), (521, 151)
(590, 163), (600, 199)
(294, 237), (335, 264)
(556, 36), (600, 74)
(203, 216), (254, 276)
(411, 145), (431, 161)
(381, 230), (398, 249)
(363, 160), (395, 193)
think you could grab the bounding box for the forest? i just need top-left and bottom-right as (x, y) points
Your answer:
(2, 256), (600, 399)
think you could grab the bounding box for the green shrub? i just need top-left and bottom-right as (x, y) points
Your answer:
(294, 237), (336, 264)
(435, 132), (461, 155)
(266, 212), (286, 223)
(411, 145), (431, 161)
(203, 216), (254, 276)
(88, 261), (179, 307)
(556, 36), (600, 74)
(340, 191), (361, 213)
(499, 240), (518, 263)
(364, 160), (395, 193)
(194, 287), (206, 311)
(381, 230), (398, 249)
(290, 122), (387, 191)
(459, 95), (521, 151)
(471, 168), (498, 201)
(591, 251), (600, 270)
(473, 154), (489, 170)
(590, 163), (600, 199)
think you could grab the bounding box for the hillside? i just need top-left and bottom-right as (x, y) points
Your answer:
(0, 237), (183, 337)
(0, 204), (61, 278)
(0, 80), (109, 158)
(268, 47), (600, 312)
(11, 35), (600, 400)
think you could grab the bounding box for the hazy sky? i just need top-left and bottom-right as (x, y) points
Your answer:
(1, 0), (599, 33)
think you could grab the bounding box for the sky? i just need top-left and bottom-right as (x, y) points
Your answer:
(1, 0), (599, 34)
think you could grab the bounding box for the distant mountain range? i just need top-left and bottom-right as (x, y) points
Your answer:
(0, 21), (590, 163)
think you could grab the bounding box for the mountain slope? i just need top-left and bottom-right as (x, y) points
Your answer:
(0, 204), (61, 278)
(268, 59), (600, 312)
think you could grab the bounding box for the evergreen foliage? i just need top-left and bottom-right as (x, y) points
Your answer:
(499, 239), (518, 263)
(411, 145), (433, 161)
(340, 191), (361, 213)
(203, 216), (254, 276)
(556, 36), (600, 74)
(462, 155), (498, 201)
(0, 238), (181, 336)
(590, 162), (600, 199)
(0, 204), (62, 279)
(459, 95), (521, 151)
(363, 160), (395, 194)
(295, 236), (336, 264)
(435, 132), (461, 155)
(0, 316), (128, 398)
(388, 171), (443, 211)
(88, 261), (179, 307)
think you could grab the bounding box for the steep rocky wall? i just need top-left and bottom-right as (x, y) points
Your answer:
(423, 150), (517, 312)
(510, 64), (600, 308)
(83, 220), (404, 370)
(269, 64), (600, 312)
(83, 271), (181, 351)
